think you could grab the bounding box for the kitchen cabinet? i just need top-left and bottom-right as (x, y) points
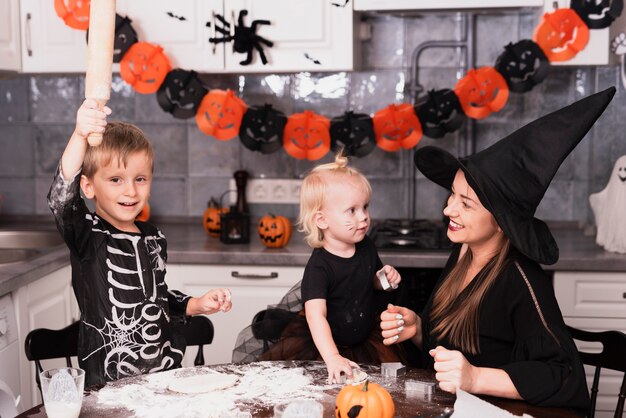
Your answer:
(117, 0), (356, 73)
(17, 0), (88, 73)
(554, 271), (626, 418)
(0, 0), (21, 71)
(13, 265), (78, 409)
(541, 0), (610, 66)
(166, 264), (304, 366)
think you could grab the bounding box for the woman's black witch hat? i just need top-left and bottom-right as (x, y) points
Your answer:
(415, 87), (616, 265)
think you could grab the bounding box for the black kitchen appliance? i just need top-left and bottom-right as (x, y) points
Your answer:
(220, 170), (250, 244)
(369, 218), (452, 251)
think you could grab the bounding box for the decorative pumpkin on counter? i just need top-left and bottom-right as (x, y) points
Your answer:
(454, 67), (509, 120)
(136, 202), (150, 222)
(196, 89), (248, 141)
(258, 214), (292, 248)
(335, 380), (394, 418)
(203, 198), (228, 238)
(120, 42), (172, 94)
(533, 9), (589, 62)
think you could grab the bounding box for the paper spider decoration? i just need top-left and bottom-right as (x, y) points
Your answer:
(571, 0), (623, 29)
(54, 0), (90, 30)
(208, 10), (274, 66)
(239, 104), (287, 154)
(415, 89), (465, 138)
(454, 67), (509, 120)
(195, 89), (248, 140)
(373, 104), (423, 152)
(283, 110), (331, 160)
(119, 42), (172, 94)
(533, 9), (589, 62)
(156, 69), (207, 119)
(329, 111), (377, 158)
(495, 40), (550, 93)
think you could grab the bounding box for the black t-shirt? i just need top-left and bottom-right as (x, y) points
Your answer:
(301, 236), (383, 346)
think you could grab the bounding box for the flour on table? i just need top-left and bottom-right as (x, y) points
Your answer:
(168, 372), (239, 394)
(97, 362), (329, 418)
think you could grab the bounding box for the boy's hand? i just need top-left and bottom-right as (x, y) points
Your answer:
(75, 99), (111, 140)
(325, 353), (359, 384)
(187, 288), (232, 316)
(378, 265), (401, 290)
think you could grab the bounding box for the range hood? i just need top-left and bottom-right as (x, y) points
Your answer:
(354, 0), (544, 11)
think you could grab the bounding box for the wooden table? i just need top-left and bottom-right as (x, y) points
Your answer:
(17, 361), (581, 418)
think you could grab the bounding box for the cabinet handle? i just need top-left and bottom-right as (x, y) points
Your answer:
(25, 13), (32, 57)
(623, 292), (626, 299)
(231, 271), (278, 279)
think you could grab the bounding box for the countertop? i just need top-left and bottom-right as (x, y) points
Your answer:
(1, 217), (625, 296)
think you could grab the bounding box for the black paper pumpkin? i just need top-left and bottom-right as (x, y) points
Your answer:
(415, 89), (465, 138)
(329, 111), (376, 158)
(494, 40), (550, 93)
(86, 14), (138, 63)
(239, 104), (287, 154)
(156, 69), (208, 119)
(571, 0), (624, 29)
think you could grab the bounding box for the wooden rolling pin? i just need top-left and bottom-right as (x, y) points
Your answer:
(85, 0), (116, 146)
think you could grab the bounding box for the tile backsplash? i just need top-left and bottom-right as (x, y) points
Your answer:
(1, 10), (625, 225)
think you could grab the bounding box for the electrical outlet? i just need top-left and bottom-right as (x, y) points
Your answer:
(229, 178), (302, 204)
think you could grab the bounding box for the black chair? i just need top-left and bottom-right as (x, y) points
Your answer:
(567, 325), (626, 418)
(25, 316), (214, 397)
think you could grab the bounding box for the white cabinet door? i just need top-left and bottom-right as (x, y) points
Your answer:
(19, 0), (88, 73)
(116, 0), (223, 72)
(14, 265), (76, 409)
(0, 0), (21, 71)
(166, 264), (303, 366)
(541, 0), (610, 66)
(224, 0), (355, 72)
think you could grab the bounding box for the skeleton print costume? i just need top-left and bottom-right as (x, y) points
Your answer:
(48, 165), (190, 387)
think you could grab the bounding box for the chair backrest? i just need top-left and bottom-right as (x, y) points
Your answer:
(174, 315), (215, 367)
(24, 321), (80, 398)
(567, 325), (626, 418)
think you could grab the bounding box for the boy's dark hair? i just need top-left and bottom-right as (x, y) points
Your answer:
(82, 121), (154, 178)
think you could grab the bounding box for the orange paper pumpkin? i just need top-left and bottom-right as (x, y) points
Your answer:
(372, 104), (423, 152)
(335, 381), (395, 418)
(533, 9), (590, 62)
(283, 110), (331, 161)
(258, 214), (292, 248)
(454, 67), (510, 120)
(135, 202), (150, 222)
(54, 0), (90, 30)
(119, 42), (172, 94)
(202, 198), (229, 238)
(195, 90), (248, 141)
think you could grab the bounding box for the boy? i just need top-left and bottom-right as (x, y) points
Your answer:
(48, 99), (232, 387)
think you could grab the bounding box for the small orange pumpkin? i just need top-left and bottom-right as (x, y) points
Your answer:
(136, 202), (150, 222)
(203, 198), (228, 238)
(258, 213), (292, 248)
(335, 380), (394, 418)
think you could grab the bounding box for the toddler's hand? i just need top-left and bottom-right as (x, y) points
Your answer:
(192, 288), (232, 315)
(379, 265), (401, 290)
(325, 354), (358, 384)
(75, 99), (111, 140)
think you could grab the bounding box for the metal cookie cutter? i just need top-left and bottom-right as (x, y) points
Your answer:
(381, 362), (406, 378)
(377, 270), (398, 290)
(405, 379), (436, 395)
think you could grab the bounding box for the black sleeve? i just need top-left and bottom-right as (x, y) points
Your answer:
(300, 251), (331, 303)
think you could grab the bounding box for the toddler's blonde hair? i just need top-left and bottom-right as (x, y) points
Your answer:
(83, 121), (154, 178)
(297, 151), (372, 248)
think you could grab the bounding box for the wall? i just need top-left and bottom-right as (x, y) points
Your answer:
(0, 10), (625, 224)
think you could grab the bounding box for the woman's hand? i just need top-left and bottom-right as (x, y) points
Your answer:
(187, 288), (232, 315)
(380, 304), (419, 345)
(430, 346), (479, 394)
(325, 353), (359, 384)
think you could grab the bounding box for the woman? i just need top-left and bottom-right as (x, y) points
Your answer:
(381, 87), (616, 410)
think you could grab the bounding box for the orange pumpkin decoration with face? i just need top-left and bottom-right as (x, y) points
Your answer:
(283, 110), (331, 161)
(533, 9), (589, 62)
(258, 214), (292, 248)
(454, 67), (510, 120)
(135, 202), (150, 222)
(195, 90), (248, 141)
(335, 380), (394, 418)
(120, 42), (172, 94)
(203, 198), (228, 238)
(54, 0), (90, 30)
(372, 104), (423, 152)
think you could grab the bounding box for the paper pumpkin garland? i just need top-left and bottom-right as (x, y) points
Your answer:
(54, 0), (90, 30)
(373, 104), (423, 151)
(283, 110), (331, 160)
(571, 0), (624, 29)
(239, 104), (287, 154)
(119, 42), (172, 94)
(112, 15), (139, 63)
(195, 89), (248, 140)
(415, 89), (465, 138)
(454, 67), (509, 120)
(495, 40), (550, 93)
(533, 8), (590, 62)
(156, 69), (207, 119)
(330, 111), (377, 158)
